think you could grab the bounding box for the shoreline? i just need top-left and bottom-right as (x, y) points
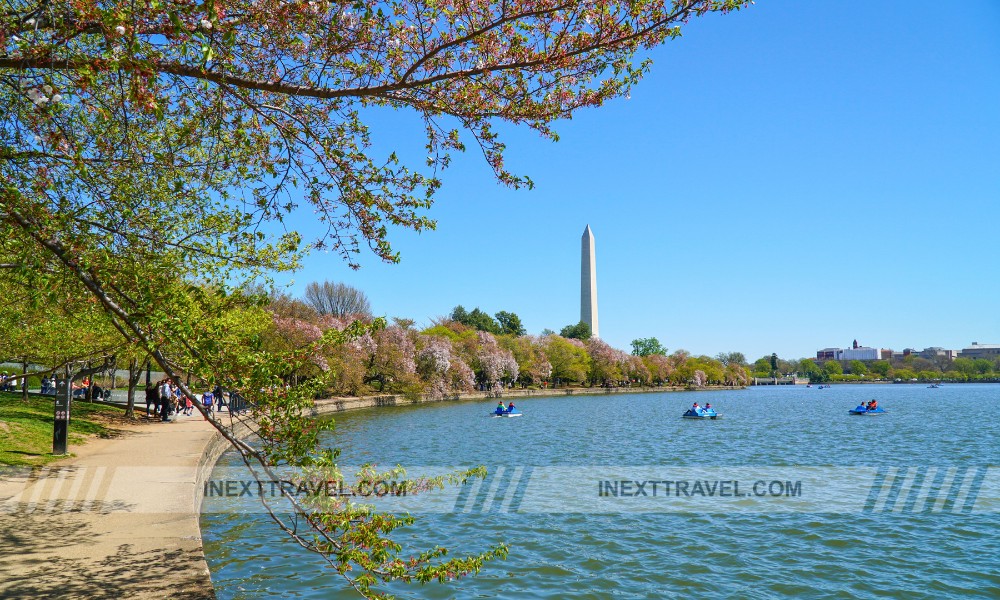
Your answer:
(308, 383), (745, 415)
(6, 379), (989, 597)
(0, 382), (738, 598)
(8, 377), (974, 598)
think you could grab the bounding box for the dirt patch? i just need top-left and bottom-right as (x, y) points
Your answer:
(85, 411), (148, 438)
(89, 411), (141, 427)
(0, 421), (9, 433)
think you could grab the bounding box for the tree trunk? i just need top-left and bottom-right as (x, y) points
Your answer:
(21, 360), (29, 402)
(125, 357), (139, 418)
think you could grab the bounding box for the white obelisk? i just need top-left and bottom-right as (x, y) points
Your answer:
(581, 225), (599, 338)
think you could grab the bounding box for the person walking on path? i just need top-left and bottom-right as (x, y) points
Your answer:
(158, 379), (172, 422)
(213, 384), (225, 412)
(201, 389), (214, 420)
(145, 384), (157, 418)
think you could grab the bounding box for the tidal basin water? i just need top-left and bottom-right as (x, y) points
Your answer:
(202, 384), (1000, 598)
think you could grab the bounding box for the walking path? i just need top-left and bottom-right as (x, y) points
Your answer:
(0, 384), (707, 599)
(0, 415), (220, 599)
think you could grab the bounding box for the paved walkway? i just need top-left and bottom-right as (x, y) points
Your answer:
(0, 415), (220, 599)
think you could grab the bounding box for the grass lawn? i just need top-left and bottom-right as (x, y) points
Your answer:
(0, 391), (127, 467)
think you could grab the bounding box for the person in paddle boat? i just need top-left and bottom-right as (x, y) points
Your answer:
(867, 399), (878, 411)
(495, 401), (506, 415)
(855, 402), (868, 412)
(507, 402), (516, 413)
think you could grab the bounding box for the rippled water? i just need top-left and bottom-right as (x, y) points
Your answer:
(202, 384), (1000, 598)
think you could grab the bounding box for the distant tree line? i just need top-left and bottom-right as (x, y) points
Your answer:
(748, 353), (1000, 383)
(256, 284), (751, 397)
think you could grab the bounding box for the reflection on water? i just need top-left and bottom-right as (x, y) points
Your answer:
(203, 384), (1000, 598)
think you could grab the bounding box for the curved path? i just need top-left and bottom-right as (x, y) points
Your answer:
(0, 416), (219, 599)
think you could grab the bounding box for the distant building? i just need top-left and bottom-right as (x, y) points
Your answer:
(816, 341), (880, 361)
(839, 346), (880, 361)
(916, 347), (957, 361)
(817, 348), (838, 361)
(958, 342), (1000, 360)
(880, 347), (955, 361)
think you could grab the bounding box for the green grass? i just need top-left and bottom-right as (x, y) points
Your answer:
(0, 391), (125, 467)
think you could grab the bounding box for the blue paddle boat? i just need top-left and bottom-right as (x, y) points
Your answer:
(491, 407), (522, 418)
(682, 407), (721, 420)
(849, 404), (886, 415)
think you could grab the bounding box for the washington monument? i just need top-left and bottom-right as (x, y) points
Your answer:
(581, 224), (599, 338)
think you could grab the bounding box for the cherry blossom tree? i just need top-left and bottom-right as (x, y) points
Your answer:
(364, 325), (417, 391)
(416, 334), (474, 399)
(449, 355), (476, 393)
(472, 331), (518, 396)
(500, 335), (551, 387)
(643, 353), (674, 384)
(624, 354), (650, 385)
(272, 315), (328, 375)
(2, 0), (751, 267)
(1, 0), (752, 594)
(585, 337), (625, 385)
(724, 362), (750, 386)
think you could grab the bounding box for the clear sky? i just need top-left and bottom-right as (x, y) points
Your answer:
(279, 0), (1000, 362)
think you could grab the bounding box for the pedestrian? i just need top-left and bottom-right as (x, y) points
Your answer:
(201, 389), (214, 419)
(213, 384), (225, 412)
(145, 384), (157, 418)
(158, 379), (172, 422)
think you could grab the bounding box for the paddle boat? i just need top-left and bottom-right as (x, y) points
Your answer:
(491, 406), (523, 418)
(682, 407), (721, 420)
(849, 404), (886, 415)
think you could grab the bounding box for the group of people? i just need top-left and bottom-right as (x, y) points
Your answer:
(851, 399), (881, 412)
(691, 402), (714, 412)
(0, 372), (112, 398)
(0, 373), (101, 398)
(146, 379), (227, 422)
(0, 372), (19, 392)
(493, 401), (518, 415)
(39, 375), (58, 395)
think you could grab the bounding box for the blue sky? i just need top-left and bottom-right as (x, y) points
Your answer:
(280, 0), (1000, 362)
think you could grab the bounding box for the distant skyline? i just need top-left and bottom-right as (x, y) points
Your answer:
(277, 0), (1000, 361)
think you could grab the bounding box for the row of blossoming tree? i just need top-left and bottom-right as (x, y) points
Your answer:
(265, 293), (751, 398)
